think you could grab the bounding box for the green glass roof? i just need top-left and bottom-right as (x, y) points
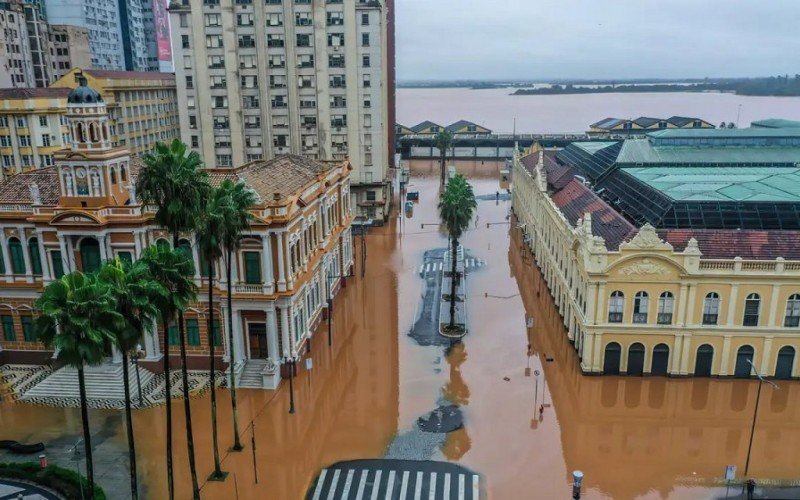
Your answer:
(572, 141), (617, 154)
(617, 138), (800, 165)
(647, 128), (800, 139)
(621, 166), (800, 202)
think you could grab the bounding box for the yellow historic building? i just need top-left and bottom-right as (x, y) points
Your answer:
(0, 77), (354, 390)
(512, 145), (800, 379)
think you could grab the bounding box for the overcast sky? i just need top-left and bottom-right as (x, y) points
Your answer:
(396, 0), (800, 81)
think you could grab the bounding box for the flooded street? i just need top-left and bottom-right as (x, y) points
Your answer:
(3, 161), (800, 499)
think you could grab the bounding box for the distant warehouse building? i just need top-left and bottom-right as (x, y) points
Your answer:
(588, 116), (714, 136)
(512, 124), (800, 379)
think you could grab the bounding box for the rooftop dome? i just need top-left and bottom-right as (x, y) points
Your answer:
(67, 75), (103, 105)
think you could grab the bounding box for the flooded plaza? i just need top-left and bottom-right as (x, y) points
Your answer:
(2, 161), (800, 499)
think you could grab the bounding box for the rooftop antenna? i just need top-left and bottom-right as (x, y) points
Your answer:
(736, 104), (742, 128)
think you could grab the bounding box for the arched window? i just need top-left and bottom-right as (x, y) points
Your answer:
(734, 345), (755, 378)
(155, 239), (171, 250)
(608, 291), (624, 323)
(703, 293), (720, 325)
(120, 165), (127, 182)
(695, 344), (714, 377)
(89, 122), (98, 142)
(603, 342), (621, 375)
(775, 346), (795, 380)
(657, 292), (674, 325)
(743, 293), (760, 326)
(28, 238), (41, 275)
(110, 168), (117, 184)
(177, 239), (194, 274)
(627, 343), (645, 376)
(75, 122), (85, 142)
(651, 343), (670, 376)
(8, 237), (25, 274)
(633, 291), (648, 323)
(784, 294), (800, 327)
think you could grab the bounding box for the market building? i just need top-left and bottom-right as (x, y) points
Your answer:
(0, 77), (355, 391)
(511, 125), (800, 379)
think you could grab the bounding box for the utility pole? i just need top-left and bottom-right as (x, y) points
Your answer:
(744, 359), (778, 476)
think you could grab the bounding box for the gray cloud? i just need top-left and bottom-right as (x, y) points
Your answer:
(396, 0), (800, 81)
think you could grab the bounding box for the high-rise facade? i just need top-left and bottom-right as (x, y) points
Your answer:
(169, 0), (394, 221)
(50, 25), (92, 81)
(0, 1), (35, 88)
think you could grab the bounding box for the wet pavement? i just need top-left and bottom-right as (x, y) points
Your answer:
(1, 160), (800, 499)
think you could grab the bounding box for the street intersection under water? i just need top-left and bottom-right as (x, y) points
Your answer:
(2, 161), (800, 499)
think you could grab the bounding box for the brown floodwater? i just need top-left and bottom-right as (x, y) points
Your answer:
(2, 162), (800, 499)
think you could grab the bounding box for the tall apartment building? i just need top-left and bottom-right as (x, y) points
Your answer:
(42, 0), (158, 71)
(50, 25), (92, 81)
(169, 0), (395, 221)
(21, 1), (53, 87)
(0, 1), (35, 88)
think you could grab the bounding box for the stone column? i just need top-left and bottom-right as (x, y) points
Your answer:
(720, 335), (733, 376)
(767, 284), (781, 327)
(98, 234), (108, 262)
(111, 344), (123, 364)
(726, 284), (739, 326)
(191, 240), (201, 280)
(133, 230), (142, 258)
(592, 333), (603, 371)
(57, 235), (70, 273)
(585, 283), (597, 325)
(231, 307), (245, 365)
(685, 284), (697, 326)
(220, 307), (231, 362)
(280, 305), (292, 357)
(0, 231), (13, 282)
(19, 227), (33, 283)
(35, 231), (50, 282)
(262, 233), (274, 293)
(144, 319), (161, 360)
(284, 232), (293, 289)
(276, 232), (287, 292)
(671, 334), (683, 374)
(680, 334), (692, 375)
(581, 331), (594, 371)
(676, 284), (688, 326)
(266, 306), (279, 360)
(595, 283), (606, 324)
(760, 336), (773, 374)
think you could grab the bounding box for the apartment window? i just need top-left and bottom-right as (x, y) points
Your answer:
(237, 13), (253, 26)
(183, 55), (193, 68)
(204, 13), (221, 26)
(331, 95), (346, 107)
(302, 135), (317, 148)
(632, 291), (648, 323)
(703, 293), (720, 325)
(0, 117), (7, 127)
(215, 135), (231, 148)
(363, 96), (371, 108)
(330, 75), (346, 88)
(268, 55), (285, 68)
(238, 35), (256, 48)
(181, 35), (190, 49)
(211, 76), (227, 88)
(243, 95), (260, 109)
(331, 115), (347, 127)
(296, 33), (312, 47)
(273, 135), (287, 147)
(362, 74), (371, 87)
(243, 252), (261, 284)
(267, 34), (284, 48)
(245, 135), (262, 148)
(299, 99), (316, 108)
(241, 75), (258, 88)
(657, 292), (674, 325)
(361, 33), (370, 46)
(327, 33), (344, 47)
(213, 116), (229, 129)
(326, 12), (344, 26)
(785, 294), (800, 327)
(298, 54), (314, 68)
(38, 116), (48, 127)
(206, 35), (223, 48)
(329, 54), (345, 68)
(216, 154), (232, 167)
(240, 55), (257, 68)
(271, 96), (287, 108)
(208, 55), (224, 68)
(267, 13), (282, 26)
(608, 291), (623, 323)
(16, 117), (26, 128)
(270, 75), (286, 88)
(203, 0), (219, 5)
(743, 293), (760, 327)
(41, 134), (51, 147)
(364, 114), (372, 127)
(302, 116), (317, 127)
(244, 116), (260, 129)
(18, 135), (30, 147)
(188, 115), (197, 129)
(362, 54), (370, 67)
(212, 96), (228, 108)
(298, 76), (313, 88)
(295, 12), (312, 26)
(191, 136), (199, 148)
(361, 12), (369, 25)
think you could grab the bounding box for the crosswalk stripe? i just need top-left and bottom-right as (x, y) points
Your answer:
(384, 470), (396, 500)
(428, 472), (437, 500)
(399, 471), (410, 500)
(326, 470), (341, 500)
(458, 474), (465, 499)
(370, 470), (382, 500)
(443, 473), (451, 500)
(414, 471), (423, 500)
(355, 470), (369, 500)
(312, 469), (328, 500)
(341, 470), (356, 499)
(472, 475), (480, 499)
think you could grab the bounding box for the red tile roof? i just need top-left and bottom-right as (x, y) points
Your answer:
(0, 88), (71, 99)
(543, 150), (576, 190)
(84, 69), (175, 81)
(552, 179), (636, 250)
(659, 229), (800, 260)
(0, 167), (60, 205)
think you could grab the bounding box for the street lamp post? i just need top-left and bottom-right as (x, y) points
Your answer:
(744, 359), (779, 476)
(283, 355), (297, 414)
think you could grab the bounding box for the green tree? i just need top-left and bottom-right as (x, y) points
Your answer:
(435, 130), (453, 188)
(217, 179), (258, 451)
(34, 272), (123, 500)
(196, 186), (229, 480)
(98, 258), (167, 500)
(438, 174), (477, 331)
(138, 244), (198, 499)
(137, 139), (209, 499)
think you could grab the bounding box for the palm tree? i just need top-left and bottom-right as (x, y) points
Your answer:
(435, 130), (453, 188)
(98, 258), (167, 500)
(438, 174), (477, 331)
(137, 139), (209, 499)
(34, 272), (123, 500)
(217, 179), (257, 451)
(196, 186), (229, 480)
(138, 245), (197, 499)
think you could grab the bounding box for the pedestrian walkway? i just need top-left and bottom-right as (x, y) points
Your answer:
(308, 459), (480, 500)
(418, 259), (485, 277)
(0, 478), (61, 499)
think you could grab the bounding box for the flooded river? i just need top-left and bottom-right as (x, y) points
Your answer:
(2, 162), (800, 499)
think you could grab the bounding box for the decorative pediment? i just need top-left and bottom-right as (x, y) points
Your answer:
(618, 258), (669, 276)
(50, 211), (102, 225)
(620, 224), (673, 251)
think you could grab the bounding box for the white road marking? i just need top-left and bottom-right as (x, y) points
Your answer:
(312, 469), (328, 500)
(443, 473), (451, 500)
(414, 471), (423, 500)
(370, 470), (382, 500)
(428, 472), (437, 500)
(472, 475), (480, 499)
(326, 469), (341, 500)
(399, 471), (410, 499)
(458, 474), (465, 500)
(341, 469), (356, 499)
(355, 470), (369, 500)
(384, 470), (396, 500)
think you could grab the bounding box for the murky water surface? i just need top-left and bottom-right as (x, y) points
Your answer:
(2, 161), (799, 499)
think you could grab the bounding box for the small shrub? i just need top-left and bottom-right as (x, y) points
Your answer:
(0, 462), (105, 499)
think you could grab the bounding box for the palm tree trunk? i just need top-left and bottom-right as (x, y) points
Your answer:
(450, 236), (458, 329)
(227, 247), (244, 451)
(208, 261), (224, 478)
(77, 365), (95, 500)
(163, 314), (174, 500)
(122, 351), (138, 499)
(440, 150), (446, 187)
(174, 233), (199, 499)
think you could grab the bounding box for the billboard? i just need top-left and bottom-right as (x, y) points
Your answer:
(153, 0), (174, 72)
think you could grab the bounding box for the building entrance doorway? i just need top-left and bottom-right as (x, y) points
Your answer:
(248, 323), (268, 359)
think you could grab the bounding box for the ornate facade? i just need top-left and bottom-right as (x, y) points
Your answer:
(512, 147), (800, 379)
(0, 77), (354, 389)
